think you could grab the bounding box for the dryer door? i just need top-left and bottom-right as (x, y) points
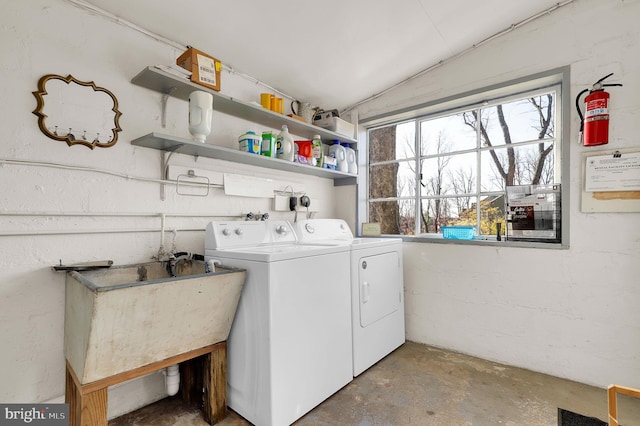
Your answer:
(358, 251), (401, 327)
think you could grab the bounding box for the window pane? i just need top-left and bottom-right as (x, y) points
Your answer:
(369, 199), (415, 235)
(369, 122), (415, 163)
(420, 113), (477, 156)
(420, 152), (477, 196)
(369, 160), (415, 199)
(479, 195), (506, 237)
(521, 141), (555, 185)
(481, 142), (555, 191)
(482, 93), (555, 145)
(419, 196), (478, 234)
(395, 122), (416, 160)
(369, 125), (396, 163)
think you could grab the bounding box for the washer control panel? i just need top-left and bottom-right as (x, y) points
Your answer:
(293, 219), (353, 242)
(206, 220), (296, 250)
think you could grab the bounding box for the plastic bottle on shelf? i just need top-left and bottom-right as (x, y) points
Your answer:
(276, 125), (294, 162)
(311, 135), (324, 167)
(328, 140), (348, 172)
(343, 143), (357, 174)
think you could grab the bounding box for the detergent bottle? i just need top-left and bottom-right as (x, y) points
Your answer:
(276, 125), (294, 162)
(343, 143), (357, 174)
(328, 140), (348, 172)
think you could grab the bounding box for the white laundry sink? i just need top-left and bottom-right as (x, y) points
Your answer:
(64, 260), (245, 384)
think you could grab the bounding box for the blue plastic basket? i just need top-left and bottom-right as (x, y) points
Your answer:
(441, 226), (476, 240)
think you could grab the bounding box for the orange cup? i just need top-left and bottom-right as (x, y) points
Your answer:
(260, 93), (271, 109)
(275, 97), (284, 114)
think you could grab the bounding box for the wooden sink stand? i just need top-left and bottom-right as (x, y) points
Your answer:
(65, 342), (227, 426)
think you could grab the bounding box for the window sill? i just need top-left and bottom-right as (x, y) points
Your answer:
(399, 234), (567, 249)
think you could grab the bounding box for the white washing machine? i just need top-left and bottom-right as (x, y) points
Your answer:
(204, 220), (352, 426)
(292, 219), (405, 376)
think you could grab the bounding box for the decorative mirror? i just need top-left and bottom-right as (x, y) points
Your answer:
(32, 74), (122, 149)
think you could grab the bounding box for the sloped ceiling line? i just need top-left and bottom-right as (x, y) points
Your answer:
(341, 0), (576, 113)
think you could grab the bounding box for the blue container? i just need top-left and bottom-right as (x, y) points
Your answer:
(238, 131), (261, 154)
(441, 226), (475, 240)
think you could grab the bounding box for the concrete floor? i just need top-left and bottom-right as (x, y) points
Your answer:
(110, 342), (640, 426)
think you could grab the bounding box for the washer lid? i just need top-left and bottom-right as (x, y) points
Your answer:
(205, 242), (349, 262)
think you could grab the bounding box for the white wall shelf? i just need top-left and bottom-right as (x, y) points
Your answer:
(131, 132), (357, 185)
(131, 66), (357, 185)
(131, 66), (357, 145)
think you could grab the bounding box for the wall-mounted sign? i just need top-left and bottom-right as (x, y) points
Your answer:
(585, 152), (640, 192)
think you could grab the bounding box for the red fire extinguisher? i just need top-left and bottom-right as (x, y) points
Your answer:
(576, 73), (622, 146)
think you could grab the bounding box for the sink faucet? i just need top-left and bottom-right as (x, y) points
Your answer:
(166, 253), (177, 278)
(155, 244), (178, 277)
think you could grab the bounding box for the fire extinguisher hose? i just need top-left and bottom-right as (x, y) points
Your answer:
(575, 88), (590, 132)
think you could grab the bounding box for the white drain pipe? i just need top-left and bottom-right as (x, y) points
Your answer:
(165, 364), (180, 396)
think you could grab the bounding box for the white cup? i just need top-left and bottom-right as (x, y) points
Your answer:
(188, 91), (213, 143)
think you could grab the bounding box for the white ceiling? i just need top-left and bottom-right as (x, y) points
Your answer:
(82, 0), (565, 112)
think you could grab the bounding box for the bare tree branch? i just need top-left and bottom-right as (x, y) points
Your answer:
(528, 94), (554, 184)
(463, 110), (509, 183)
(529, 94), (553, 139)
(496, 105), (517, 186)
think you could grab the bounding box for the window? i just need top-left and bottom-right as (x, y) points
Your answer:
(362, 69), (567, 244)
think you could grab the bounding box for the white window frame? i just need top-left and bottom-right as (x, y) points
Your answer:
(357, 67), (570, 248)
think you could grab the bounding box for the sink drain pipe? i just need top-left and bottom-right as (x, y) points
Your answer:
(165, 364), (180, 396)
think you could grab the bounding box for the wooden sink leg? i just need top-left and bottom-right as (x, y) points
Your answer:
(203, 342), (227, 424)
(180, 357), (203, 406)
(66, 363), (108, 426)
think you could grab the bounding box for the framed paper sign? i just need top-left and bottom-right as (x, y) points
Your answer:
(585, 152), (640, 192)
(582, 147), (640, 212)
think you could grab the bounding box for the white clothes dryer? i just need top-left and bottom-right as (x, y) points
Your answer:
(292, 219), (405, 376)
(204, 220), (352, 426)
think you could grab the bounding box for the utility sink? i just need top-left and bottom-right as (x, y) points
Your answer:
(64, 260), (245, 385)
